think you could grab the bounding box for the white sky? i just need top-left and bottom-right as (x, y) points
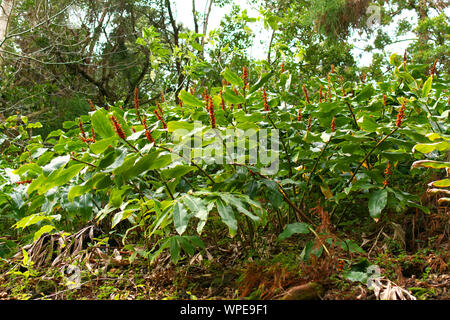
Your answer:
(172, 0), (449, 68)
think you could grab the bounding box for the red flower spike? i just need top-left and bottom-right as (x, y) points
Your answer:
(154, 109), (167, 129)
(208, 97), (216, 129)
(396, 100), (407, 128)
(307, 116), (312, 131)
(302, 85), (310, 104)
(280, 62), (285, 73)
(297, 107), (302, 122)
(88, 99), (95, 111)
(331, 117), (336, 132)
(156, 102), (164, 116)
(161, 90), (165, 103)
(220, 90), (225, 110)
(430, 58), (438, 76)
(91, 128), (96, 142)
(330, 64), (335, 74)
(16, 179), (33, 185)
(242, 66), (248, 96)
(134, 87), (139, 110)
(110, 115), (127, 140)
(262, 89), (269, 112)
(78, 118), (86, 139)
(383, 94), (387, 106)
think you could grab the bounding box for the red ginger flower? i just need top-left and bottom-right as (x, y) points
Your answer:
(307, 116), (312, 131)
(280, 62), (285, 73)
(88, 99), (95, 111)
(330, 64), (335, 74)
(78, 118), (87, 139)
(220, 90), (225, 110)
(142, 116), (155, 143)
(208, 97), (216, 129)
(383, 94), (387, 106)
(262, 89), (269, 111)
(297, 107), (302, 122)
(242, 66), (248, 96)
(154, 109), (167, 129)
(156, 101), (164, 116)
(16, 179), (33, 185)
(331, 117), (336, 132)
(161, 90), (165, 103)
(383, 162), (392, 186)
(430, 58), (438, 76)
(134, 87), (139, 110)
(110, 115), (126, 140)
(396, 100), (407, 128)
(302, 85), (310, 104)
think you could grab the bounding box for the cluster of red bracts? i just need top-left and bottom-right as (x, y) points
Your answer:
(396, 100), (406, 128)
(337, 259), (345, 272)
(383, 94), (387, 107)
(16, 179), (33, 185)
(142, 116), (155, 143)
(302, 85), (310, 104)
(430, 58), (438, 76)
(79, 118), (96, 144)
(154, 109), (167, 129)
(208, 97), (216, 129)
(110, 115), (127, 140)
(88, 99), (95, 111)
(242, 66), (248, 96)
(262, 88), (269, 111)
(331, 117), (336, 132)
(383, 162), (392, 187)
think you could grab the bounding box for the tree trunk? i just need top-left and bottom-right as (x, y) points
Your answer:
(0, 0), (14, 51)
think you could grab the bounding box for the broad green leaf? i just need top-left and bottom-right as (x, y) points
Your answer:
(89, 137), (118, 154)
(343, 271), (368, 283)
(173, 201), (190, 235)
(411, 160), (450, 170)
(429, 179), (450, 188)
(14, 214), (52, 229)
(368, 189), (388, 219)
(183, 195), (209, 234)
(111, 210), (134, 228)
(222, 87), (245, 105)
(49, 164), (85, 187)
(357, 116), (378, 133)
(33, 225), (55, 241)
(413, 141), (450, 154)
(422, 76), (433, 98)
(167, 120), (195, 132)
(249, 72), (273, 94)
(170, 237), (181, 264)
(221, 68), (243, 87)
(42, 155), (70, 175)
(216, 198), (237, 237)
(278, 222), (311, 241)
(178, 90), (204, 108)
(161, 165), (195, 180)
(355, 84), (374, 102)
(91, 109), (115, 138)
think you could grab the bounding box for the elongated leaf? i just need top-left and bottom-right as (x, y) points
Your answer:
(91, 109), (115, 138)
(278, 222), (311, 241)
(173, 201), (190, 235)
(428, 179), (450, 188)
(368, 189), (388, 219)
(422, 76), (433, 98)
(222, 87), (245, 105)
(179, 90), (204, 108)
(413, 141), (450, 154)
(89, 137), (118, 154)
(249, 72), (273, 94)
(411, 160), (450, 170)
(216, 198), (237, 237)
(222, 68), (243, 87)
